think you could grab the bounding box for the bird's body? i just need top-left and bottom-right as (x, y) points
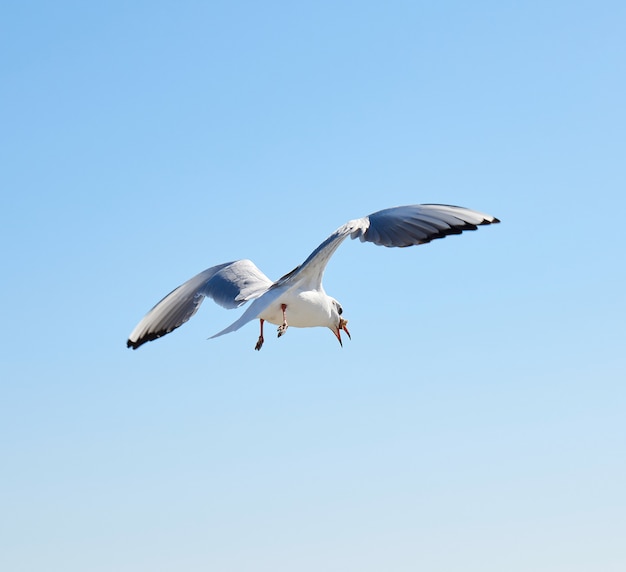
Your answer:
(127, 204), (500, 350)
(259, 289), (334, 329)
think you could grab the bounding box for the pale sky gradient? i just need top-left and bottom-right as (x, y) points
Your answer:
(2, 1), (625, 571)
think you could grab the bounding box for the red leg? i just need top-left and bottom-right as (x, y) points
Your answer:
(255, 319), (265, 351)
(277, 304), (288, 338)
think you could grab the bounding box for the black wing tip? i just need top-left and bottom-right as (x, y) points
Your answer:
(479, 215), (501, 225)
(127, 337), (147, 350)
(466, 216), (499, 227)
(126, 330), (169, 350)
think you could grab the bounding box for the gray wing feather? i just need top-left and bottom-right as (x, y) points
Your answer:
(202, 259), (274, 309)
(357, 204), (498, 246)
(127, 259), (272, 349)
(284, 204), (499, 288)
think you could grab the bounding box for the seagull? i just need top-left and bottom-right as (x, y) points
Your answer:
(127, 204), (499, 351)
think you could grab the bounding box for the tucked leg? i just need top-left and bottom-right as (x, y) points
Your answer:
(255, 319), (265, 351)
(277, 303), (288, 338)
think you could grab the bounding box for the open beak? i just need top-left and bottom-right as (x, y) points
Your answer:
(333, 318), (351, 347)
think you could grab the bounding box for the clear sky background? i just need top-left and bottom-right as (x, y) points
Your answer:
(2, 1), (625, 571)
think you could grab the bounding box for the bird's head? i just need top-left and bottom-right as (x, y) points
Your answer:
(330, 299), (351, 347)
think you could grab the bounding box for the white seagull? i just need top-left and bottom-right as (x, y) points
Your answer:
(127, 204), (499, 351)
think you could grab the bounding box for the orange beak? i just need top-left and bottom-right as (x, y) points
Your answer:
(333, 318), (351, 347)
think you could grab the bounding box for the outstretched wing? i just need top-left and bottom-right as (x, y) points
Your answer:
(127, 259), (272, 349)
(280, 204), (500, 289)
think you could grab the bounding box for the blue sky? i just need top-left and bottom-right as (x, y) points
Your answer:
(2, 1), (625, 570)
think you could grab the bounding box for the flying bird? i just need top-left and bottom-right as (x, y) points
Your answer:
(127, 204), (499, 351)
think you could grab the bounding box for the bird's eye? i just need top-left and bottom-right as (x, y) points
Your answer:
(338, 306), (343, 315)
